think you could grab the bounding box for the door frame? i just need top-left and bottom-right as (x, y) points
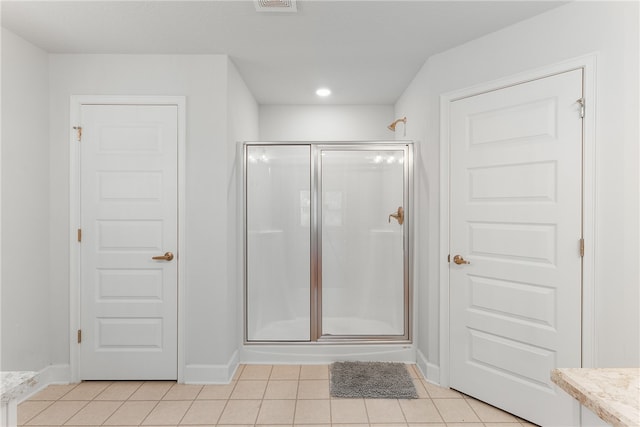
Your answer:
(439, 54), (597, 387)
(69, 95), (187, 383)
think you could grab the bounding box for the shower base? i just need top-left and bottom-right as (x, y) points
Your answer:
(243, 316), (413, 365)
(250, 316), (402, 341)
(240, 342), (415, 365)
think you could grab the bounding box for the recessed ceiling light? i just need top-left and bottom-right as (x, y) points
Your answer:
(316, 88), (331, 97)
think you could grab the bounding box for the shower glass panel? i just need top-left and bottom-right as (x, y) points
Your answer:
(320, 149), (406, 337)
(245, 145), (310, 341)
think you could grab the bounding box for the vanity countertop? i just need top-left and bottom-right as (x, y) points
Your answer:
(0, 371), (38, 402)
(551, 368), (639, 427)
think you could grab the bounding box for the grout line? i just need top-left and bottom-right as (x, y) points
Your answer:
(18, 399), (55, 425)
(97, 399), (126, 426)
(175, 395), (197, 426)
(56, 399), (91, 427)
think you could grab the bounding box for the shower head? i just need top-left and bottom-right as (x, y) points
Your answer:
(388, 117), (407, 132)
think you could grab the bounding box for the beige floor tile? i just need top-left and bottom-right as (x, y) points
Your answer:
(264, 380), (298, 399)
(398, 399), (443, 423)
(365, 399), (406, 423)
(179, 400), (226, 425)
(17, 400), (53, 425)
(483, 423), (522, 427)
(412, 380), (429, 398)
(22, 372), (530, 427)
(197, 382), (236, 399)
(421, 381), (464, 399)
(103, 401), (157, 425)
(28, 384), (78, 401)
(256, 399), (296, 424)
(432, 398), (480, 423)
(95, 382), (143, 401)
(406, 365), (420, 379)
(270, 365), (301, 380)
(294, 399), (331, 424)
(299, 365), (328, 380)
(25, 401), (88, 425)
(163, 384), (203, 400)
(64, 401), (122, 425)
(297, 380), (329, 399)
(129, 382), (174, 401)
(239, 365), (272, 380)
(59, 382), (111, 401)
(142, 401), (191, 425)
(466, 398), (519, 422)
(230, 380), (267, 399)
(218, 399), (261, 424)
(331, 399), (368, 424)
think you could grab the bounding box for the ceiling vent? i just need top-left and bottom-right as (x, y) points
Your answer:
(254, 0), (297, 13)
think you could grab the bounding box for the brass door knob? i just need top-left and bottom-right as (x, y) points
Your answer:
(152, 252), (174, 261)
(453, 255), (470, 265)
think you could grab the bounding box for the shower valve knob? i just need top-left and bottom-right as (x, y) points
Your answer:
(388, 206), (404, 225)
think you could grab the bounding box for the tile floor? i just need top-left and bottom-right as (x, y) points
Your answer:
(18, 364), (538, 427)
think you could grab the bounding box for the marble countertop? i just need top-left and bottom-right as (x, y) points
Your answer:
(551, 368), (640, 427)
(0, 371), (38, 402)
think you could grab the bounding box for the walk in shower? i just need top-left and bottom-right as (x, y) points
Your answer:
(244, 142), (412, 343)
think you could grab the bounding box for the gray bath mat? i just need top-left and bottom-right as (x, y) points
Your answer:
(330, 361), (418, 399)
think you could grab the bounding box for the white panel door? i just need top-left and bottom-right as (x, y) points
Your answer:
(449, 69), (583, 425)
(80, 104), (178, 380)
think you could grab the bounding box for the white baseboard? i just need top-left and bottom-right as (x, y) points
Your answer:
(416, 350), (440, 384)
(39, 364), (71, 385)
(183, 351), (239, 384)
(18, 364), (71, 403)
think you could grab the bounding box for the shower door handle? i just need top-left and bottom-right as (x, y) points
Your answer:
(388, 206), (404, 225)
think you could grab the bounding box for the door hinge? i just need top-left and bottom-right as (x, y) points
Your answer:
(447, 254), (450, 263)
(77, 228), (82, 242)
(577, 98), (585, 119)
(73, 126), (82, 141)
(579, 238), (585, 257)
(77, 329), (82, 344)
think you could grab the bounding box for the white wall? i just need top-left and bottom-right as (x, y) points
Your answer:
(47, 54), (257, 381)
(259, 105), (395, 141)
(1, 29), (51, 371)
(226, 60), (259, 366)
(396, 1), (639, 374)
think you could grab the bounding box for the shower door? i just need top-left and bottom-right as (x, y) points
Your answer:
(317, 146), (409, 340)
(244, 143), (411, 342)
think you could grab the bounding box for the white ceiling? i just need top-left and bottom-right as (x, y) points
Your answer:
(1, 0), (569, 105)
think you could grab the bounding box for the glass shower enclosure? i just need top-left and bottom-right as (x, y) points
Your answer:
(244, 142), (412, 342)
